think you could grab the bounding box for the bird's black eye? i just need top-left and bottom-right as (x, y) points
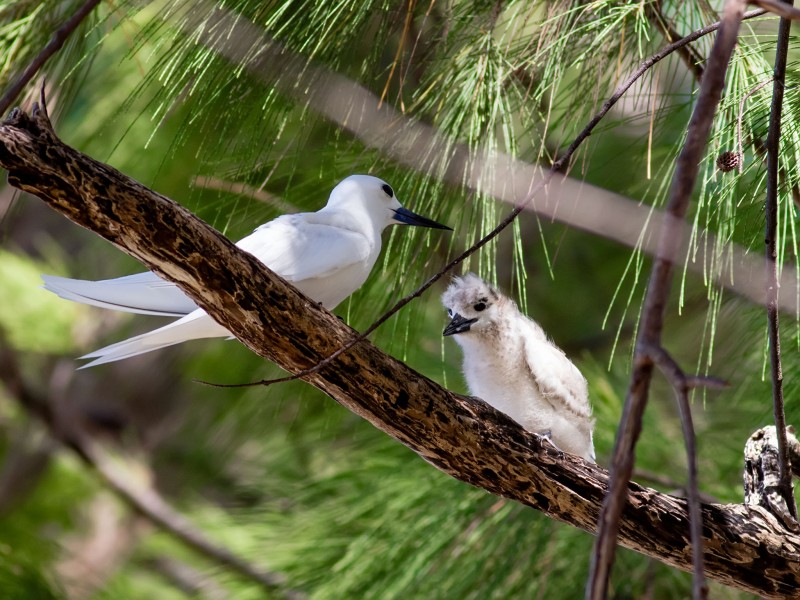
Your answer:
(381, 183), (394, 198)
(474, 302), (486, 312)
(447, 308), (454, 317)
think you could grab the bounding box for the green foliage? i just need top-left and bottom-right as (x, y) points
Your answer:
(0, 250), (82, 353)
(0, 0), (794, 598)
(0, 550), (64, 600)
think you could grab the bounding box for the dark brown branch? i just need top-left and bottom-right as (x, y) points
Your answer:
(4, 101), (800, 599)
(587, 2), (748, 598)
(632, 468), (719, 504)
(0, 0), (102, 116)
(763, 0), (797, 522)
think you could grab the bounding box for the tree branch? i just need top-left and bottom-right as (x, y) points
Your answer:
(0, 0), (102, 116)
(3, 101), (800, 599)
(0, 341), (300, 598)
(646, 345), (708, 599)
(643, 1), (709, 81)
(80, 440), (303, 597)
(763, 0), (797, 521)
(588, 1), (748, 597)
(751, 0), (800, 19)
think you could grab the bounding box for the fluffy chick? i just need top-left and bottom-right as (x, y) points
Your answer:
(442, 273), (595, 461)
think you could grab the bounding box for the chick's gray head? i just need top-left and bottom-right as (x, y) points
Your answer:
(441, 273), (503, 336)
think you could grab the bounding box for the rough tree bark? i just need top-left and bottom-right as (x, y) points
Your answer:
(1, 105), (799, 598)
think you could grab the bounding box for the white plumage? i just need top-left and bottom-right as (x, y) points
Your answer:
(441, 273), (595, 461)
(43, 175), (450, 368)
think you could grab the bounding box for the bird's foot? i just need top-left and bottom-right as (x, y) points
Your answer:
(536, 430), (566, 460)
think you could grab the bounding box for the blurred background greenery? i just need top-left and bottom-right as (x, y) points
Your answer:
(0, 0), (797, 598)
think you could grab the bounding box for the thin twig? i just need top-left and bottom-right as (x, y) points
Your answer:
(646, 345), (708, 599)
(80, 441), (305, 599)
(649, 7), (800, 213)
(140, 556), (229, 600)
(763, 0), (797, 521)
(0, 0), (102, 116)
(200, 8), (768, 390)
(587, 2), (748, 599)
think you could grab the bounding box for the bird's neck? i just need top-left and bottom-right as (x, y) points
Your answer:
(319, 205), (385, 238)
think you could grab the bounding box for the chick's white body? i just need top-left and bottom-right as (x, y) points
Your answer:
(43, 175), (449, 368)
(442, 274), (595, 461)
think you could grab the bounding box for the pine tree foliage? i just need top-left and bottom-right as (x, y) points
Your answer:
(0, 0), (798, 598)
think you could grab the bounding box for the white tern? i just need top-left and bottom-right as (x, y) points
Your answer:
(441, 273), (595, 461)
(43, 174), (451, 368)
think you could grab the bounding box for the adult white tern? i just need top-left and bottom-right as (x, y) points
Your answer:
(43, 175), (451, 368)
(441, 273), (595, 461)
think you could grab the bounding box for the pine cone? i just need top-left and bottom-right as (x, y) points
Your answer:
(716, 151), (741, 173)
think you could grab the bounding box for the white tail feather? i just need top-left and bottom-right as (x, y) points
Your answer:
(78, 311), (229, 368)
(42, 273), (197, 317)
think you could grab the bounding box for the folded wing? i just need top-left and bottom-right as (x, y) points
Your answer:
(238, 214), (371, 282)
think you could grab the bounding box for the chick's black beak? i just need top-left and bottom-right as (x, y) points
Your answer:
(392, 207), (452, 230)
(443, 313), (478, 336)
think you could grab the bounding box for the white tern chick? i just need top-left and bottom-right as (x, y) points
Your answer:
(441, 273), (595, 461)
(43, 175), (450, 368)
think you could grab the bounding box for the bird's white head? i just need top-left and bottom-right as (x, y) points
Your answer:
(326, 175), (451, 232)
(441, 273), (505, 337)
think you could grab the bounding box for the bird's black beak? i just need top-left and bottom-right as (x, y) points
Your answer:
(443, 313), (478, 336)
(392, 207), (452, 230)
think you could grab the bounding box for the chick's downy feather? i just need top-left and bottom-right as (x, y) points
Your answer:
(442, 273), (595, 461)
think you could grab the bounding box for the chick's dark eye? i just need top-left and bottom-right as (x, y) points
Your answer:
(474, 302), (486, 312)
(447, 308), (454, 317)
(381, 183), (394, 198)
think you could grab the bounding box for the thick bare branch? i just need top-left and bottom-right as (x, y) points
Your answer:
(2, 101), (800, 599)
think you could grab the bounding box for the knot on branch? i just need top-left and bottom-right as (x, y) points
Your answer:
(0, 100), (62, 188)
(4, 101), (53, 134)
(744, 426), (800, 532)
